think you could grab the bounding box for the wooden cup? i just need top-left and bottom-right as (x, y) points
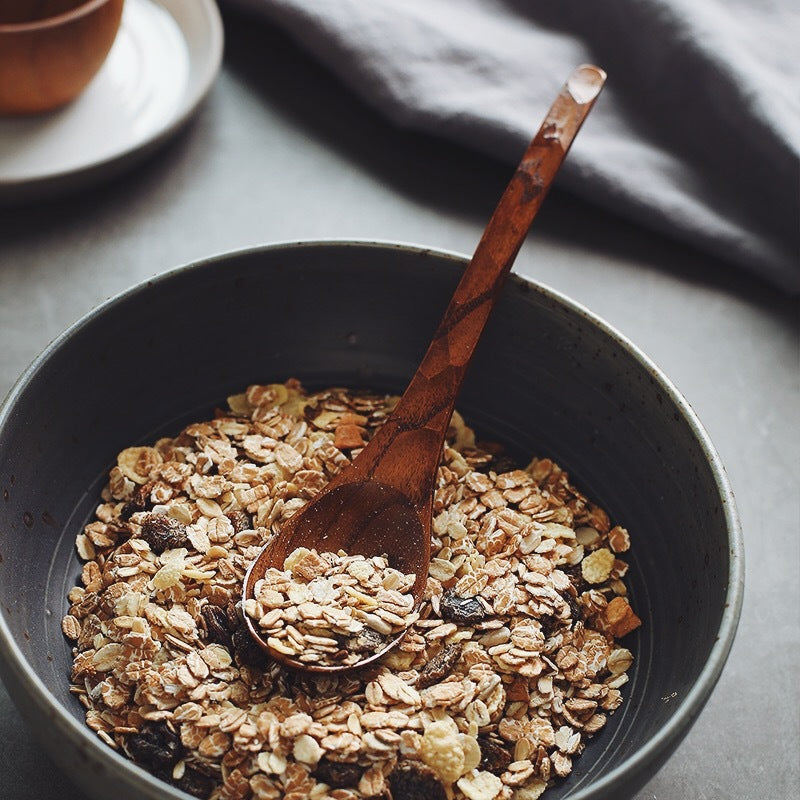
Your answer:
(0, 0), (125, 114)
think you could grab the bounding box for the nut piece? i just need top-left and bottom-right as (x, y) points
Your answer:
(607, 525), (630, 553)
(334, 423), (366, 449)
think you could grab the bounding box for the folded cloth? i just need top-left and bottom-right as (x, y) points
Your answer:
(228, 0), (800, 292)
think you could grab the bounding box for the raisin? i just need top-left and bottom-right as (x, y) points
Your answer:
(469, 441), (519, 474)
(388, 761), (446, 800)
(539, 614), (558, 640)
(417, 643), (462, 688)
(107, 520), (132, 542)
(226, 510), (251, 533)
(439, 590), (487, 625)
(184, 759), (221, 778)
(491, 453), (520, 473)
(201, 604), (232, 647)
(231, 623), (268, 667)
(139, 513), (189, 554)
(172, 766), (216, 799)
(120, 482), (154, 520)
(561, 564), (589, 595)
(217, 601), (269, 667)
(463, 451), (494, 471)
(313, 759), (363, 789)
(225, 601), (241, 630)
(477, 735), (512, 774)
(564, 590), (582, 622)
(125, 722), (182, 773)
(347, 627), (387, 654)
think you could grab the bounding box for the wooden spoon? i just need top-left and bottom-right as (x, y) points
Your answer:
(243, 64), (607, 672)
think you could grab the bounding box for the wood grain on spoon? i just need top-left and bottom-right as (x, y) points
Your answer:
(243, 64), (607, 672)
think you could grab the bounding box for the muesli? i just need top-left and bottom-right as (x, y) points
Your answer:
(246, 549), (419, 666)
(62, 380), (640, 800)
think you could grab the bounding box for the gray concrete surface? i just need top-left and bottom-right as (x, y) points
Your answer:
(1, 10), (798, 800)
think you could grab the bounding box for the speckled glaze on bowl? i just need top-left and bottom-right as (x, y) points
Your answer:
(0, 241), (743, 800)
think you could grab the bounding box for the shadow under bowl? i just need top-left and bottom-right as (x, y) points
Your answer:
(0, 241), (743, 799)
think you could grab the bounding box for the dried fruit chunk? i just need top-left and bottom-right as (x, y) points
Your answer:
(201, 604), (232, 647)
(125, 722), (182, 773)
(348, 627), (387, 654)
(597, 596), (641, 638)
(139, 513), (189, 554)
(120, 481), (154, 519)
(477, 736), (512, 774)
(439, 590), (487, 625)
(313, 760), (364, 789)
(334, 422), (366, 449)
(418, 643), (463, 688)
(172, 767), (216, 799)
(226, 509), (252, 533)
(388, 761), (446, 800)
(231, 622), (266, 667)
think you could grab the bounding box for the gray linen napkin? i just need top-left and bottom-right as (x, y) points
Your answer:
(228, 0), (800, 292)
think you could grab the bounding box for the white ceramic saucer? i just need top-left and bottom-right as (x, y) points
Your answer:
(0, 0), (223, 203)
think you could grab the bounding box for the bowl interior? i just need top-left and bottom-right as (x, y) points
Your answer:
(0, 242), (739, 799)
(0, 1), (105, 27)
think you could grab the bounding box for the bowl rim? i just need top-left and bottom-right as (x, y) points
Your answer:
(0, 239), (745, 799)
(0, 0), (121, 34)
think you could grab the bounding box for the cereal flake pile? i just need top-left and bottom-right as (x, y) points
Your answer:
(62, 380), (641, 800)
(246, 550), (419, 666)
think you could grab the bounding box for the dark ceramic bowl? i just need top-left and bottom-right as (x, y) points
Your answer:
(0, 241), (743, 800)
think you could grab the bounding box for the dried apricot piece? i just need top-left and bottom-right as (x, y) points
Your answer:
(600, 596), (641, 638)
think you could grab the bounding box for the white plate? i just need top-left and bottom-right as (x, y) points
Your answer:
(0, 0), (223, 203)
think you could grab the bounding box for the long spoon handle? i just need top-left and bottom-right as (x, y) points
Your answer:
(337, 65), (606, 507)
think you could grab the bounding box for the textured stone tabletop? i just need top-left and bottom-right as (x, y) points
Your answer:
(1, 9), (797, 800)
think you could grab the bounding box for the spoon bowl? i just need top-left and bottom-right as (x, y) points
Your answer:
(243, 63), (608, 672)
(244, 481), (428, 671)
